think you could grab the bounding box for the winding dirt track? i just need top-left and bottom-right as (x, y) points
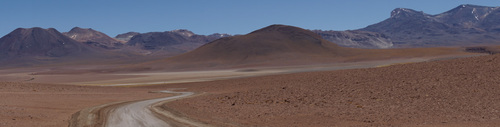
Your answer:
(105, 90), (193, 127)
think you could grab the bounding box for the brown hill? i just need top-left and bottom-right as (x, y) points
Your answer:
(63, 27), (124, 49)
(137, 25), (474, 71)
(157, 25), (352, 68)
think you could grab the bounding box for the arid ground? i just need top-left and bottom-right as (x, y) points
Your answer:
(162, 54), (500, 127)
(1, 54), (499, 127)
(2, 4), (500, 127)
(0, 82), (171, 127)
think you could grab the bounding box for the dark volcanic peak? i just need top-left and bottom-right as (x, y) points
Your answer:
(435, 4), (499, 26)
(115, 32), (140, 41)
(64, 27), (98, 40)
(480, 7), (500, 32)
(391, 8), (429, 18)
(63, 27), (123, 49)
(0, 27), (91, 57)
(445, 4), (494, 15)
(170, 29), (195, 37)
(362, 4), (500, 48)
(363, 11), (448, 35)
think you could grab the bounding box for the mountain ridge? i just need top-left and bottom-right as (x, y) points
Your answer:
(0, 27), (92, 57)
(361, 4), (500, 48)
(313, 30), (393, 49)
(141, 24), (349, 70)
(126, 29), (231, 55)
(63, 27), (124, 49)
(132, 24), (472, 71)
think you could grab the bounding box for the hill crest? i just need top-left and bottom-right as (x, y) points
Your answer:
(0, 27), (92, 57)
(63, 27), (124, 49)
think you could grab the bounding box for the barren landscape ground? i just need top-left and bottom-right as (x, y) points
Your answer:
(160, 54), (500, 127)
(3, 2), (500, 127)
(0, 54), (476, 86)
(0, 53), (494, 127)
(0, 82), (171, 127)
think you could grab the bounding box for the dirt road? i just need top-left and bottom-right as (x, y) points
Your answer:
(105, 90), (194, 127)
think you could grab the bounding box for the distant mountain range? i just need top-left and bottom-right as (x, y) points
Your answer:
(138, 25), (471, 71)
(0, 4), (499, 67)
(165, 25), (347, 66)
(361, 4), (500, 48)
(0, 27), (93, 58)
(126, 29), (230, 55)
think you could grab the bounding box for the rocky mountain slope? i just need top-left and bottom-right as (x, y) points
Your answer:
(162, 25), (348, 67)
(126, 29), (230, 54)
(313, 30), (393, 49)
(0, 27), (93, 58)
(132, 25), (472, 71)
(361, 4), (500, 47)
(115, 32), (140, 42)
(63, 27), (124, 49)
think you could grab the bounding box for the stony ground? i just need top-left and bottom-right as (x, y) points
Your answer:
(1, 53), (498, 127)
(165, 54), (500, 126)
(0, 82), (169, 127)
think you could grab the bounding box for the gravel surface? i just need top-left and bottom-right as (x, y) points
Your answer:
(166, 54), (500, 126)
(0, 82), (169, 127)
(106, 90), (193, 127)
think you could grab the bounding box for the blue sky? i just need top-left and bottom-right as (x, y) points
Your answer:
(1, 0), (499, 37)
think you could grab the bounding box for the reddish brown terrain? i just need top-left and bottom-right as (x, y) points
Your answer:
(0, 24), (491, 127)
(1, 52), (495, 127)
(2, 3), (500, 127)
(0, 82), (171, 127)
(162, 54), (500, 127)
(137, 25), (474, 71)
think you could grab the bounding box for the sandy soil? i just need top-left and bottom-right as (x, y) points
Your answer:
(0, 53), (489, 127)
(0, 82), (171, 127)
(161, 54), (500, 127)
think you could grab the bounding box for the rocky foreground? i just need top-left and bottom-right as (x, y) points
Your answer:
(0, 82), (168, 127)
(165, 54), (500, 126)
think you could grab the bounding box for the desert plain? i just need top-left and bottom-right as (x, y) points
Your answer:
(2, 4), (500, 126)
(2, 51), (500, 126)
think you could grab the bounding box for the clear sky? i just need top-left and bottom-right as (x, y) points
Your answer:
(1, 0), (499, 37)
